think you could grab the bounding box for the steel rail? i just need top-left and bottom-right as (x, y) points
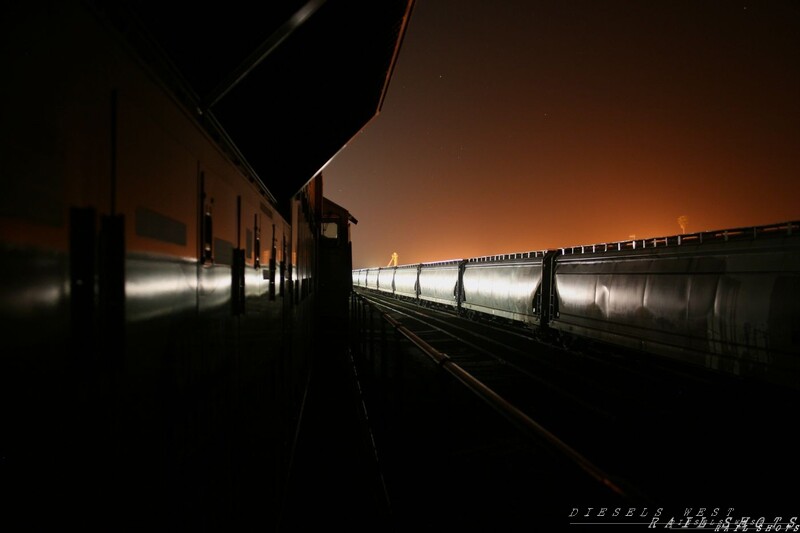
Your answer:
(358, 294), (632, 500)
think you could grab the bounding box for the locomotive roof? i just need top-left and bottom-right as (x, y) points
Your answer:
(110, 0), (415, 210)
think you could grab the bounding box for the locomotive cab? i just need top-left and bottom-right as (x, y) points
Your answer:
(318, 196), (358, 328)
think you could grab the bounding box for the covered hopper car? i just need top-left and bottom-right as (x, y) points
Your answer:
(354, 222), (800, 389)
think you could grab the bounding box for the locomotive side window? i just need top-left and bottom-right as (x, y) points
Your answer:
(322, 221), (338, 240)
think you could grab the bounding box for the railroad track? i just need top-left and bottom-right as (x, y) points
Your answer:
(353, 289), (800, 520)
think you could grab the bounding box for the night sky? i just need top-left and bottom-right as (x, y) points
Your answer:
(323, 1), (800, 269)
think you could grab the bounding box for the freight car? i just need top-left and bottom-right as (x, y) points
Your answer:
(1, 1), (412, 530)
(353, 221), (800, 389)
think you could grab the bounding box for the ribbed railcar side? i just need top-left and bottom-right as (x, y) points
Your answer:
(461, 254), (546, 326)
(394, 264), (421, 299)
(548, 227), (800, 388)
(365, 267), (380, 291)
(418, 260), (461, 308)
(352, 269), (363, 287)
(377, 266), (396, 294)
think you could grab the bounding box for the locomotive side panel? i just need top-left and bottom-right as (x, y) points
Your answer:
(0, 2), (116, 348)
(1, 3), (316, 527)
(1, 8), (127, 522)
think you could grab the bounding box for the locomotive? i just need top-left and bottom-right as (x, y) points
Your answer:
(1, 1), (412, 529)
(353, 221), (800, 390)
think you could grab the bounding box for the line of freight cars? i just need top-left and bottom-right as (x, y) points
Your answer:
(353, 221), (800, 389)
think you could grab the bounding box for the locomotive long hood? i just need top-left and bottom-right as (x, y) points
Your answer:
(121, 0), (415, 205)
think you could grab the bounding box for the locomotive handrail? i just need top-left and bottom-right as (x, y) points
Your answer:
(358, 295), (632, 501)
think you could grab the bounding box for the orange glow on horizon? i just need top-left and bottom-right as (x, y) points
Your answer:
(327, 2), (800, 270)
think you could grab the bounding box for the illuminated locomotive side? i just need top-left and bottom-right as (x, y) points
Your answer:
(1, 3), (336, 528)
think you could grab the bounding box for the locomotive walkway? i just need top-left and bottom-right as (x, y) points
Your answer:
(279, 319), (391, 532)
